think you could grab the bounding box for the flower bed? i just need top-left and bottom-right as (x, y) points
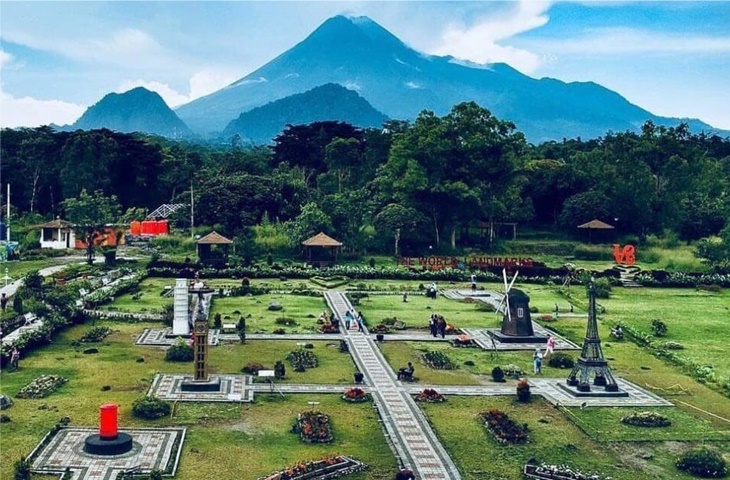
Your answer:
(286, 350), (318, 371)
(292, 411), (333, 443)
(452, 335), (476, 348)
(258, 455), (366, 480)
(422, 351), (456, 370)
(415, 388), (445, 403)
(17, 375), (68, 399)
(621, 411), (671, 428)
(310, 275), (350, 289)
(524, 463), (612, 480)
(342, 387), (370, 403)
(480, 409), (529, 444)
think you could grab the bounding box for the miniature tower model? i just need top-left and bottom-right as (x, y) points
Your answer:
(566, 280), (620, 392)
(172, 279), (190, 336)
(193, 301), (208, 381)
(180, 283), (220, 392)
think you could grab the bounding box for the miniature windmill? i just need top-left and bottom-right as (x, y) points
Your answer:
(495, 269), (537, 339)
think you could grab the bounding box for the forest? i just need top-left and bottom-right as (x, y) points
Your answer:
(2, 102), (730, 259)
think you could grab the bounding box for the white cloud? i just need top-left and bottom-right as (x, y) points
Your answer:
(0, 89), (86, 128)
(117, 69), (237, 108)
(535, 28), (730, 56)
(430, 1), (552, 74)
(0, 49), (86, 128)
(4, 28), (181, 70)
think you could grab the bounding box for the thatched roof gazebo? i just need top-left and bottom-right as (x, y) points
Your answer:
(301, 232), (342, 267)
(196, 231), (233, 266)
(577, 219), (615, 243)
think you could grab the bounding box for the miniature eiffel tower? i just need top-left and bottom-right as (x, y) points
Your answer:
(566, 280), (620, 392)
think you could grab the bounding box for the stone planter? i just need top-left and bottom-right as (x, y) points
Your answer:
(354, 372), (364, 384)
(376, 334), (384, 342)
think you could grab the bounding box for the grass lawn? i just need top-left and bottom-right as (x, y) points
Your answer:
(0, 321), (390, 480)
(210, 294), (331, 334)
(378, 341), (570, 386)
(4, 258), (70, 279)
(419, 395), (729, 480)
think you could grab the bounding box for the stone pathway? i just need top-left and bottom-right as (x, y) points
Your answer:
(29, 427), (185, 480)
(325, 291), (461, 479)
(136, 327), (220, 346)
(148, 374), (252, 402)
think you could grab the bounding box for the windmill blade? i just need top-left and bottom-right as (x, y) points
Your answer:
(502, 268), (509, 292)
(505, 294), (512, 323)
(508, 270), (519, 291)
(495, 296), (506, 315)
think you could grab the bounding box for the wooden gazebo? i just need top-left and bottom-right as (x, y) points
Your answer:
(301, 232), (342, 267)
(577, 219), (615, 243)
(196, 231), (233, 266)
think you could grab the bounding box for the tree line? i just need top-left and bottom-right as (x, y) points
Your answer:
(2, 102), (729, 256)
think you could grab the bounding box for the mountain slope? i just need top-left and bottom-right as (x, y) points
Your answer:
(176, 15), (718, 141)
(222, 83), (387, 143)
(73, 87), (191, 138)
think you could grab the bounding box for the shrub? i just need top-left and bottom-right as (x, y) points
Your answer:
(14, 456), (32, 480)
(592, 277), (613, 299)
(676, 446), (727, 478)
(503, 364), (523, 378)
(242, 362), (265, 375)
(165, 339), (193, 362)
(148, 470), (163, 480)
(516, 379), (531, 402)
(80, 326), (112, 343)
(272, 328), (286, 335)
(491, 366), (505, 382)
(213, 313), (222, 329)
(274, 360), (286, 379)
(664, 341), (685, 350)
(422, 351), (455, 370)
(621, 411), (671, 428)
(286, 349), (318, 371)
(132, 396), (171, 420)
(548, 352), (575, 369)
(268, 301), (283, 311)
(651, 319), (668, 337)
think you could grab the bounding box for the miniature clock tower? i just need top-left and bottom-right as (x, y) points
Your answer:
(193, 315), (209, 381)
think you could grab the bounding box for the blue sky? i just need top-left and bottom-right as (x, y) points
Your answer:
(1, 1), (729, 130)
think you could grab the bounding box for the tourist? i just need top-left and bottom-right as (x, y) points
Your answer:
(470, 273), (477, 292)
(570, 304), (574, 313)
(10, 347), (20, 371)
(395, 469), (415, 480)
(438, 316), (447, 339)
(356, 312), (365, 332)
(533, 348), (543, 374)
(397, 362), (414, 380)
(402, 292), (408, 303)
(344, 310), (353, 329)
(429, 315), (437, 337)
(545, 334), (556, 358)
(0, 293), (7, 312)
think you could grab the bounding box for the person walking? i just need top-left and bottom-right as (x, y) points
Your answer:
(356, 312), (365, 332)
(545, 334), (556, 358)
(429, 315), (437, 337)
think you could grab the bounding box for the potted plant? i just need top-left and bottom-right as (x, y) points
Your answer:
(354, 371), (364, 384)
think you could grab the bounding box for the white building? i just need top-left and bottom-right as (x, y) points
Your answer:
(39, 219), (75, 250)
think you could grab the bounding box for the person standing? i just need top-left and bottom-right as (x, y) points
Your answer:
(10, 347), (20, 371)
(356, 312), (365, 332)
(470, 273), (477, 292)
(0, 293), (8, 312)
(438, 316), (447, 339)
(533, 348), (543, 374)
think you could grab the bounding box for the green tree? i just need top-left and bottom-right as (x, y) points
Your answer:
(62, 189), (122, 265)
(374, 203), (424, 257)
(286, 203), (333, 247)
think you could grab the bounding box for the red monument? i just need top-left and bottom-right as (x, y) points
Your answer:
(84, 403), (133, 455)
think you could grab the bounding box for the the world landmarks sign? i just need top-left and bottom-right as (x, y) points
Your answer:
(397, 256), (536, 271)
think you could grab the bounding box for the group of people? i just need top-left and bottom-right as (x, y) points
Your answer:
(532, 334), (556, 374)
(429, 314), (448, 338)
(343, 309), (364, 332)
(319, 311), (340, 330)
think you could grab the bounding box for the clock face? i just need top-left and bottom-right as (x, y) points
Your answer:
(195, 323), (207, 333)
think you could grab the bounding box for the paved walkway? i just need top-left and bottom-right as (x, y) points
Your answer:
(325, 291), (461, 479)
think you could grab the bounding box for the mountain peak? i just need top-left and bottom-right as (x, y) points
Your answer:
(304, 14), (406, 50)
(72, 87), (191, 138)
